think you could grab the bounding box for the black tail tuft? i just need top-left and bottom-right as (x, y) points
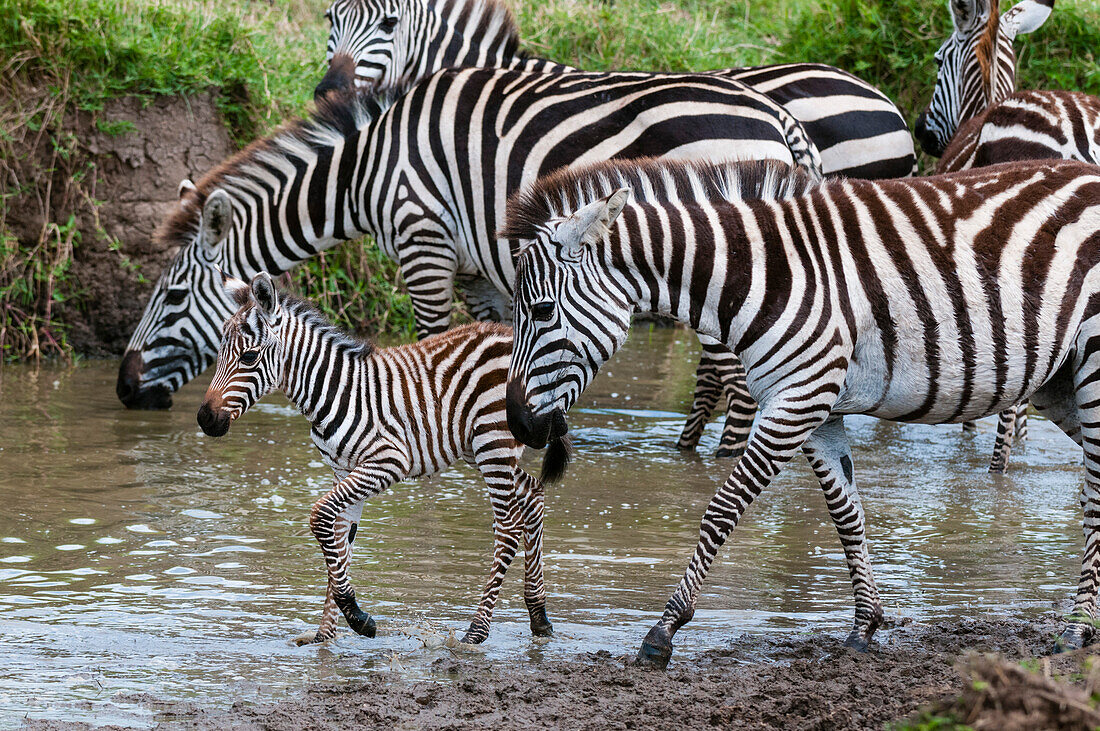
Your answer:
(540, 433), (573, 484)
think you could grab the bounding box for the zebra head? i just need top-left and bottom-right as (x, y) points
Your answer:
(197, 273), (285, 438)
(505, 188), (632, 449)
(915, 0), (1053, 157)
(316, 0), (410, 98)
(117, 185), (241, 410)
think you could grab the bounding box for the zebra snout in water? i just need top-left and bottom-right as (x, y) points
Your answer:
(505, 379), (568, 449)
(116, 351), (173, 410)
(314, 53), (356, 101)
(196, 400), (232, 437)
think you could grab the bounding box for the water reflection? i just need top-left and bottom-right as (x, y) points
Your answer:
(0, 327), (1084, 726)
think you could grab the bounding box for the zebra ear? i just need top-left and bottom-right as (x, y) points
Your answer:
(200, 189), (233, 253)
(948, 0), (987, 32)
(178, 178), (196, 200)
(250, 272), (279, 316)
(1002, 0), (1053, 39)
(555, 187), (631, 260)
(221, 270), (251, 308)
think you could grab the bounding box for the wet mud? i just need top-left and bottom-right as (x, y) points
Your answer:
(57, 615), (1094, 730)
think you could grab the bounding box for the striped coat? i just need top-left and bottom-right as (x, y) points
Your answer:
(502, 156), (1100, 667)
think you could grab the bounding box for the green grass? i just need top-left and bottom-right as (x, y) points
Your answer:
(4, 0), (1100, 356)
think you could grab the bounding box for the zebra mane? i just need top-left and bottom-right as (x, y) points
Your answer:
(433, 0), (524, 59)
(278, 292), (376, 358)
(155, 90), (394, 249)
(500, 158), (821, 242)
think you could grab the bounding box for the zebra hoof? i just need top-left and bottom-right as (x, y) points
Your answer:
(461, 624), (489, 645)
(292, 629), (333, 646)
(344, 608), (377, 638)
(529, 606), (554, 637)
(635, 626), (673, 669)
(843, 631), (872, 653)
(1053, 624), (1092, 654)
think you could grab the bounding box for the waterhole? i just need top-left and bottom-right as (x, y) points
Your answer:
(0, 327), (1083, 727)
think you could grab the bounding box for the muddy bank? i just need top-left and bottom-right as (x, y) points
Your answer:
(2, 87), (235, 355)
(57, 615), (1096, 730)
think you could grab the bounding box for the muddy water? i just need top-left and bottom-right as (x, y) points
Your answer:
(0, 327), (1085, 727)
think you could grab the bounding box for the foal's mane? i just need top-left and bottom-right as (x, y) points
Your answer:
(155, 90), (393, 249)
(499, 158), (822, 242)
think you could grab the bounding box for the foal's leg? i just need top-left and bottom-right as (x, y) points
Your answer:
(310, 454), (406, 638)
(639, 399), (833, 669)
(464, 441), (524, 644)
(517, 470), (553, 636)
(296, 499), (365, 645)
(802, 416), (882, 650)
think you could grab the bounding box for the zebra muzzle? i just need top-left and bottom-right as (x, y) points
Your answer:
(196, 400), (232, 437)
(506, 379), (569, 449)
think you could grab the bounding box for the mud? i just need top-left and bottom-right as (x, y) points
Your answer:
(3, 88), (235, 355)
(39, 615), (1096, 730)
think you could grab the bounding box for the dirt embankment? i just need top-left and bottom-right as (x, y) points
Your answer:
(4, 89), (235, 356)
(33, 615), (1100, 731)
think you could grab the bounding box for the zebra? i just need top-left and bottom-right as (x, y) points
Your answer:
(916, 0), (1100, 472)
(317, 0), (917, 180)
(117, 69), (824, 459)
(311, 0), (917, 458)
(502, 155), (1100, 668)
(197, 271), (569, 644)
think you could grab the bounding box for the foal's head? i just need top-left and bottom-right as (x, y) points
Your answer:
(197, 272), (286, 437)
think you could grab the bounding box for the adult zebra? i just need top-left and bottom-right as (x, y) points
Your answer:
(312, 0), (917, 456)
(199, 273), (566, 645)
(915, 0), (1100, 471)
(502, 156), (1100, 667)
(117, 68), (818, 468)
(316, 0), (917, 180)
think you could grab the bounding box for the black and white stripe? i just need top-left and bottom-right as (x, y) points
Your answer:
(119, 71), (822, 457)
(503, 156), (1100, 667)
(198, 272), (565, 644)
(318, 0), (916, 179)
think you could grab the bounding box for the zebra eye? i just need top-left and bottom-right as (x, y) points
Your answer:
(165, 288), (188, 306)
(530, 301), (555, 322)
(240, 350), (260, 366)
(379, 15), (398, 32)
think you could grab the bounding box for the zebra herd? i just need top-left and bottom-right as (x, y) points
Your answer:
(114, 0), (1100, 667)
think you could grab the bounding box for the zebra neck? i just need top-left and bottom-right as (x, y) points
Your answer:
(603, 202), (761, 348)
(278, 305), (375, 424)
(419, 0), (524, 78)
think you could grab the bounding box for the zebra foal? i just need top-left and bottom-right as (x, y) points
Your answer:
(197, 272), (568, 644)
(502, 156), (1100, 667)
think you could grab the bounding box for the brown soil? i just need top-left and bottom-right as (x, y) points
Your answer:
(3, 88), (235, 355)
(32, 615), (1100, 731)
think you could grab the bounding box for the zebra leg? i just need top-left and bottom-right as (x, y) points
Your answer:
(400, 250), (457, 338)
(1016, 401), (1030, 443)
(462, 498), (523, 644)
(677, 336), (755, 459)
(310, 458), (405, 639)
(639, 402), (831, 669)
(517, 471), (553, 637)
(1048, 354), (1100, 652)
(462, 441), (525, 644)
(988, 407), (1019, 474)
(295, 501), (364, 645)
(802, 416), (882, 651)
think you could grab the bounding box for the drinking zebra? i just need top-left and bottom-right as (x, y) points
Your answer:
(502, 156), (1100, 667)
(916, 0), (1100, 471)
(316, 0), (917, 179)
(117, 70), (821, 458)
(198, 271), (567, 644)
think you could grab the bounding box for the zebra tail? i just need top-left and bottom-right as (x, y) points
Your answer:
(540, 434), (573, 484)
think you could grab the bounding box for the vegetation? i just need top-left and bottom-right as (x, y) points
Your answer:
(2, 0), (1100, 358)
